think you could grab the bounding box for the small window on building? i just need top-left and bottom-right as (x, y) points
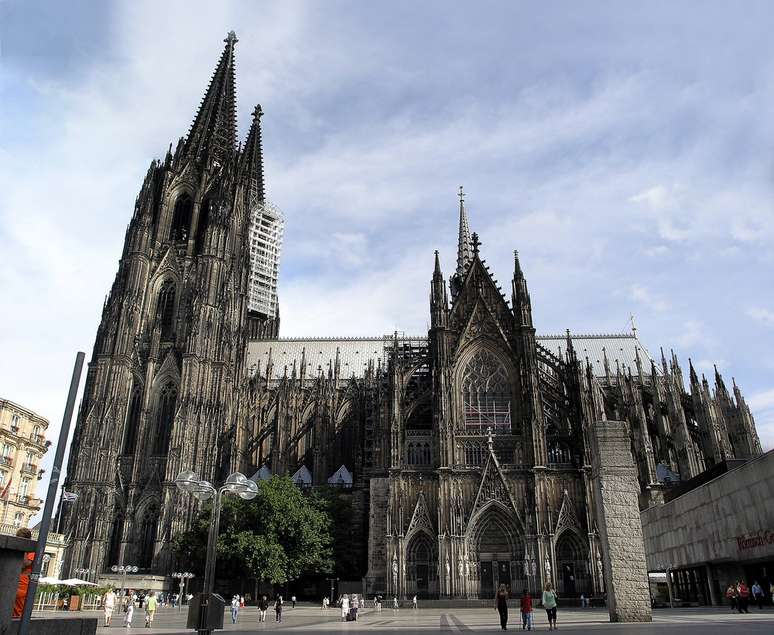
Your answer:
(13, 512), (24, 528)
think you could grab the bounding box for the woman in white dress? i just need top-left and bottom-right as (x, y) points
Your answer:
(340, 594), (350, 621)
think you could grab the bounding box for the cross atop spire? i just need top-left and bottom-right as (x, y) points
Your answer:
(184, 32), (239, 166)
(456, 185), (472, 278)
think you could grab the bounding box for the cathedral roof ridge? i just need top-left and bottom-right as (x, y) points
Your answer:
(537, 332), (635, 339)
(264, 336), (388, 342)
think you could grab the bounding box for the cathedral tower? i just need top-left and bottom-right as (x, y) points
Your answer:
(62, 32), (266, 575)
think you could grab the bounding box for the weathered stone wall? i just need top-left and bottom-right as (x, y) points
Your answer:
(641, 449), (774, 570)
(589, 420), (652, 622)
(365, 477), (390, 595)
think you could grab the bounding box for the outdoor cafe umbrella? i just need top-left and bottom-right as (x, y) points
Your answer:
(38, 576), (63, 585)
(59, 578), (97, 586)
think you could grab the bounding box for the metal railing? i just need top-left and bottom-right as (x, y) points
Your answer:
(0, 522), (66, 544)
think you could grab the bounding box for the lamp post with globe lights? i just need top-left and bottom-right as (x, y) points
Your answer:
(111, 564), (139, 599)
(73, 567), (96, 583)
(172, 571), (195, 611)
(175, 470), (257, 635)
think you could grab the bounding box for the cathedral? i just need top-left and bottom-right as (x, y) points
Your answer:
(62, 33), (763, 600)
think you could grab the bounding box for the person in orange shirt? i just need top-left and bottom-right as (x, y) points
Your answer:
(13, 527), (36, 619)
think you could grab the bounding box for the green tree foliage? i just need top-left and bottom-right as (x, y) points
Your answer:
(173, 476), (333, 585)
(315, 486), (364, 578)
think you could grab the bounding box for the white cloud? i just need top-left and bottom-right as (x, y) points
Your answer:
(748, 388), (774, 452)
(630, 284), (670, 312)
(676, 320), (706, 348)
(747, 307), (774, 326)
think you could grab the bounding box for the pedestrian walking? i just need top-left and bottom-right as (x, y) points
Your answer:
(291, 595), (296, 608)
(144, 592), (158, 628)
(275, 595), (283, 622)
(520, 589), (534, 631)
(352, 594), (360, 620)
(340, 594), (350, 621)
(258, 595), (269, 622)
(240, 595), (245, 608)
(751, 581), (764, 610)
(737, 580), (750, 614)
(103, 588), (117, 626)
(542, 582), (558, 631)
(124, 598), (135, 629)
(231, 595), (240, 623)
(12, 527), (34, 619)
(392, 596), (399, 611)
(725, 584), (738, 612)
(376, 595), (382, 612)
(321, 596), (328, 610)
(494, 583), (509, 631)
(412, 594), (418, 609)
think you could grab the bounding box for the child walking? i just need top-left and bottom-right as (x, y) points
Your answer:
(520, 589), (533, 631)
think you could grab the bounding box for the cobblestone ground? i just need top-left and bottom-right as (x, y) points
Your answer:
(35, 604), (774, 634)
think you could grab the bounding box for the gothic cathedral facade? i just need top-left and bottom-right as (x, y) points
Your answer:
(63, 34), (763, 598)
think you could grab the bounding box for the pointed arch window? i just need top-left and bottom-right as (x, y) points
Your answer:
(156, 279), (176, 340)
(138, 505), (158, 569)
(169, 193), (192, 242)
(123, 386), (142, 455)
(461, 349), (512, 432)
(153, 382), (177, 456)
(194, 198), (211, 255)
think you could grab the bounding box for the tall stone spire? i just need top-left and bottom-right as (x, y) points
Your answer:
(241, 104), (265, 209)
(456, 185), (472, 278)
(184, 31), (238, 166)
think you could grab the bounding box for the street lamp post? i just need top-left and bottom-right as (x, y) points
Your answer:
(110, 564), (139, 599)
(326, 577), (338, 605)
(74, 568), (97, 584)
(175, 470), (257, 635)
(172, 572), (195, 611)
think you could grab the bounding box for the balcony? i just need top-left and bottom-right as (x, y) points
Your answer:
(0, 456), (12, 468)
(21, 462), (38, 475)
(16, 494), (39, 507)
(31, 434), (45, 445)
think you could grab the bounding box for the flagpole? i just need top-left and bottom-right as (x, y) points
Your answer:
(19, 352), (84, 635)
(55, 484), (65, 534)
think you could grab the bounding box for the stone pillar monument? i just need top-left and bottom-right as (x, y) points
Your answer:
(589, 420), (652, 622)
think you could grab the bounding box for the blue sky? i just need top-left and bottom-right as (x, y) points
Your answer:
(1, 0), (773, 497)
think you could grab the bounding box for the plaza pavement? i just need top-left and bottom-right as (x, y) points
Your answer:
(35, 604), (774, 634)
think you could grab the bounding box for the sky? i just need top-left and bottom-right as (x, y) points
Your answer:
(1, 1), (773, 507)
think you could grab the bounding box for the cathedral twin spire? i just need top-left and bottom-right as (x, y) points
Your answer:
(184, 30), (265, 201)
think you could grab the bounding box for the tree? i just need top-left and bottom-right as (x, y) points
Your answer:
(173, 476), (333, 586)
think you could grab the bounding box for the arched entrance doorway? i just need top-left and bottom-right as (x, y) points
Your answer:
(406, 532), (437, 598)
(554, 531), (591, 597)
(469, 504), (524, 598)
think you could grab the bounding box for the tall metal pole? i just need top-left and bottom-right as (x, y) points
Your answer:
(199, 488), (223, 635)
(19, 352), (85, 635)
